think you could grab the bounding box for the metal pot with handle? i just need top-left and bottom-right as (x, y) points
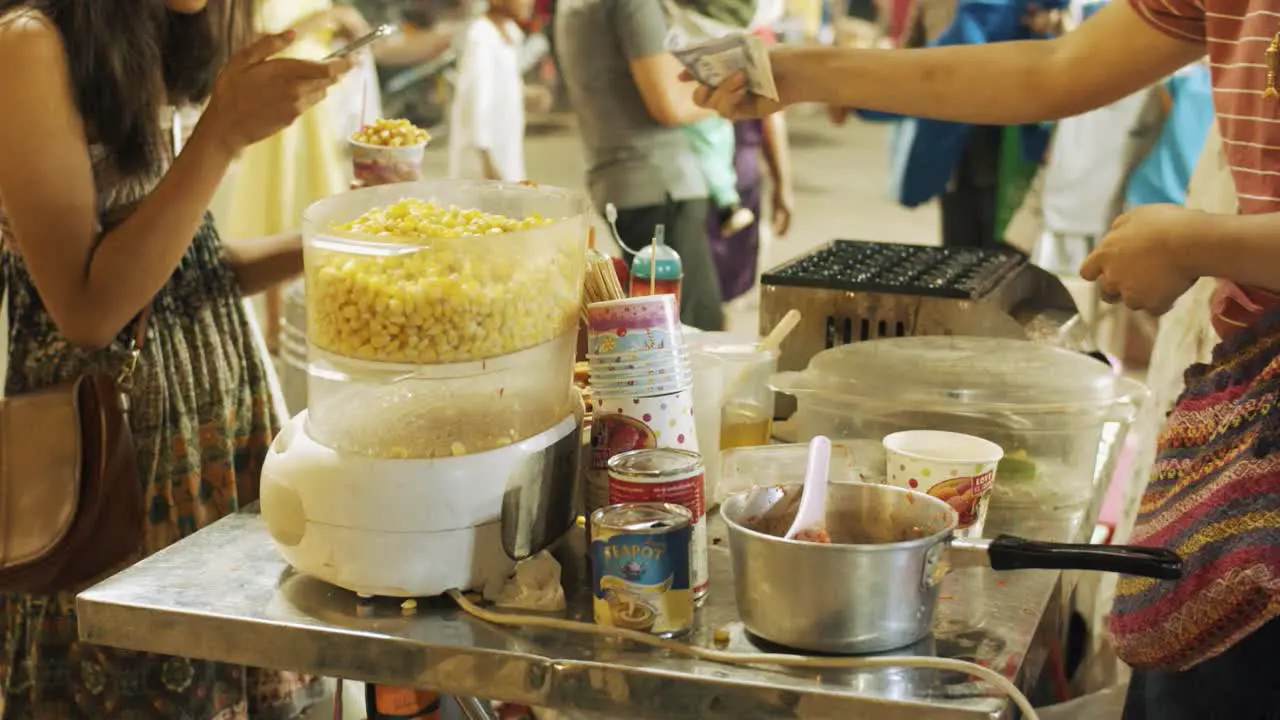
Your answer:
(721, 482), (1181, 654)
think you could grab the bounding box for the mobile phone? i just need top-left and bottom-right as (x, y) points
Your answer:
(325, 23), (399, 60)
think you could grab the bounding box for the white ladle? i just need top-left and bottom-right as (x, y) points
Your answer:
(783, 435), (832, 540)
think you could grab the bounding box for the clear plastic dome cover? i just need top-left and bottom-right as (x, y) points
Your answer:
(772, 336), (1147, 416)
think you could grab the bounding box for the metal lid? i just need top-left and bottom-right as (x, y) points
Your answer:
(607, 448), (703, 476)
(592, 502), (693, 532)
(771, 336), (1147, 416)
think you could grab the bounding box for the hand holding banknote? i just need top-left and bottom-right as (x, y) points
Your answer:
(672, 32), (789, 120)
(670, 32), (778, 99)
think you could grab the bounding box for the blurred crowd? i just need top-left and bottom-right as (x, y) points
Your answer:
(235, 0), (1212, 339)
(224, 0), (804, 335)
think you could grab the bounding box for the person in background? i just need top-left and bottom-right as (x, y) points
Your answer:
(540, 0), (564, 105)
(322, 5), (385, 142)
(686, 115), (757, 235)
(448, 0), (552, 181)
(688, 0), (1280, 713)
(667, 0), (759, 237)
(707, 8), (794, 304)
(225, 0), (367, 246)
(222, 0), (379, 366)
(828, 0), (1064, 248)
(555, 0), (725, 330)
(0, 0), (353, 717)
(353, 8), (462, 69)
(222, 0), (373, 363)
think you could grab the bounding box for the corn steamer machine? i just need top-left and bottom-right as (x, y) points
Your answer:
(261, 180), (589, 597)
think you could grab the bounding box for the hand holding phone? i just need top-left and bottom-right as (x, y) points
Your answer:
(203, 31), (353, 153)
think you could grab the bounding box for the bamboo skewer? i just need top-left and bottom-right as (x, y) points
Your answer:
(649, 230), (658, 295)
(581, 252), (627, 325)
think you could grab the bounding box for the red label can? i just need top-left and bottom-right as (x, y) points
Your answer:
(606, 448), (708, 599)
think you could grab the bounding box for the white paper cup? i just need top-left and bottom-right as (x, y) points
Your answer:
(588, 357), (692, 380)
(882, 430), (1003, 537)
(591, 374), (693, 397)
(350, 140), (426, 185)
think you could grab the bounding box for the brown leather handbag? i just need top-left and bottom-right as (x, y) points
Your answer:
(0, 313), (148, 593)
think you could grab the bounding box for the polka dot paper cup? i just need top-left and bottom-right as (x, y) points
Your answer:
(585, 389), (701, 515)
(590, 389), (699, 454)
(882, 430), (1003, 538)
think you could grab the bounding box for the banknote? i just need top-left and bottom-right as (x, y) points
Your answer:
(669, 32), (779, 101)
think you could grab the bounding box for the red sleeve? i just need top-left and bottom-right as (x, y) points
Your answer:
(1127, 0), (1206, 43)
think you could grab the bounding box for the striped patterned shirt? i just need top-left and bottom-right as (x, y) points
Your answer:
(1129, 0), (1280, 334)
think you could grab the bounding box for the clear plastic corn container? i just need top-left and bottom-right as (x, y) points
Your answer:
(303, 180), (589, 364)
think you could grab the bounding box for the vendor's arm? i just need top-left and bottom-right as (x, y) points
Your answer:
(1184, 213), (1280, 295)
(223, 233), (302, 296)
(700, 0), (1205, 125)
(619, 0), (713, 126)
(1080, 205), (1280, 315)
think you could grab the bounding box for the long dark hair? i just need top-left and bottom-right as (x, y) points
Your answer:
(0, 0), (255, 176)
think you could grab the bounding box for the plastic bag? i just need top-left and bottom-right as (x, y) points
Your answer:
(1035, 684), (1128, 720)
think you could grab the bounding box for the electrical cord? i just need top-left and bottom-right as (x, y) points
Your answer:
(446, 589), (1040, 720)
(604, 203), (643, 255)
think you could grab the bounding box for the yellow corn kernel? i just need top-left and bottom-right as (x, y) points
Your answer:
(351, 118), (432, 147)
(309, 199), (578, 364)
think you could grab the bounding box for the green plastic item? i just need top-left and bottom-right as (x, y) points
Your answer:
(997, 451), (1038, 483)
(994, 125), (1044, 241)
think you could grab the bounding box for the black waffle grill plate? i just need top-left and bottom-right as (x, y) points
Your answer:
(761, 240), (1027, 300)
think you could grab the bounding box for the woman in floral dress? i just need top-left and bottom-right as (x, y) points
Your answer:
(0, 0), (352, 717)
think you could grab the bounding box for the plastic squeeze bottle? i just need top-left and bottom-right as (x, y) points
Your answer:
(628, 224), (684, 308)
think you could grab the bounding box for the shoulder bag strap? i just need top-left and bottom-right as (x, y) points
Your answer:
(118, 307), (151, 391)
(132, 307), (151, 350)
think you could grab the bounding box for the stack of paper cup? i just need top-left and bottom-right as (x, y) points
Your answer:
(586, 295), (692, 396)
(585, 296), (700, 514)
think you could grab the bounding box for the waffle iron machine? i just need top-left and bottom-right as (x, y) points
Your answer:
(759, 240), (1098, 417)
